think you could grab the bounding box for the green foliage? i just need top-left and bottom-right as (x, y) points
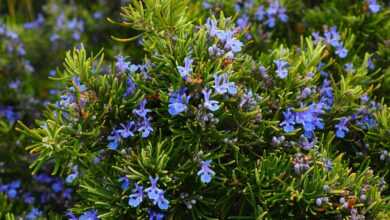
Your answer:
(1, 0), (390, 219)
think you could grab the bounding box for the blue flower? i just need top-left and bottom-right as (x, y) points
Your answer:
(205, 18), (218, 37)
(79, 210), (99, 220)
(335, 46), (348, 58)
(0, 106), (19, 124)
(51, 180), (64, 193)
(128, 183), (144, 207)
(125, 78), (137, 96)
(26, 208), (42, 220)
(202, 89), (220, 112)
(137, 118), (153, 138)
(115, 55), (130, 73)
(220, 31), (243, 53)
(356, 114), (377, 130)
(277, 7), (288, 23)
(63, 188), (73, 200)
(177, 57), (193, 79)
(263, 0), (288, 27)
(280, 108), (295, 133)
(367, 58), (375, 70)
(168, 88), (191, 116)
(367, 0), (380, 13)
(197, 160), (215, 184)
(23, 192), (35, 204)
(319, 80), (334, 110)
(274, 59), (289, 79)
(1, 180), (21, 199)
(70, 76), (87, 92)
(34, 173), (52, 183)
(344, 63), (355, 73)
(214, 73), (237, 95)
(107, 130), (121, 150)
(266, 17), (276, 28)
(117, 121), (136, 138)
(295, 103), (325, 138)
(239, 89), (259, 110)
(66, 211), (78, 220)
(236, 15), (249, 30)
(149, 210), (165, 220)
(24, 13), (45, 29)
(155, 191), (170, 210)
(133, 99), (151, 118)
(324, 159), (333, 171)
(299, 135), (316, 150)
(66, 166), (79, 183)
(119, 176), (130, 190)
(256, 5), (266, 21)
(335, 117), (350, 138)
(145, 176), (163, 201)
(324, 27), (341, 47)
(312, 32), (322, 44)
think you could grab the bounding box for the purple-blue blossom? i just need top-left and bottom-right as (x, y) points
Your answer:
(236, 15), (249, 30)
(319, 79), (334, 110)
(145, 176), (163, 201)
(66, 211), (78, 220)
(344, 63), (355, 73)
(117, 121), (136, 138)
(155, 191), (170, 210)
(260, 1), (288, 28)
(24, 13), (45, 29)
(223, 31), (243, 53)
(197, 160), (215, 184)
(239, 89), (259, 110)
(79, 210), (99, 220)
(119, 176), (130, 190)
(313, 27), (348, 58)
(133, 99), (151, 118)
(294, 103), (325, 138)
(205, 18), (218, 37)
(0, 179), (21, 199)
(70, 76), (87, 92)
(214, 73), (237, 95)
(137, 118), (153, 138)
(0, 106), (19, 124)
(115, 55), (130, 73)
(51, 180), (64, 193)
(107, 130), (121, 150)
(335, 117), (350, 138)
(335, 46), (348, 58)
(367, 0), (381, 13)
(280, 108), (295, 133)
(25, 208), (42, 220)
(202, 89), (220, 112)
(128, 183), (144, 207)
(149, 210), (165, 220)
(177, 57), (193, 79)
(256, 5), (266, 21)
(299, 135), (316, 151)
(65, 166), (79, 183)
(168, 88), (191, 116)
(124, 78), (137, 96)
(23, 192), (35, 204)
(274, 59), (289, 79)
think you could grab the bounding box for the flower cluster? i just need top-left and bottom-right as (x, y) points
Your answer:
(128, 176), (170, 211)
(206, 18), (244, 58)
(255, 0), (288, 28)
(10, 0), (390, 219)
(312, 26), (348, 58)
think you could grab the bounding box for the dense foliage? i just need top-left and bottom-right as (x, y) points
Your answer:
(1, 0), (390, 219)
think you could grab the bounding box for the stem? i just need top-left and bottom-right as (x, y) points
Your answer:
(7, 0), (15, 17)
(24, 0), (34, 20)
